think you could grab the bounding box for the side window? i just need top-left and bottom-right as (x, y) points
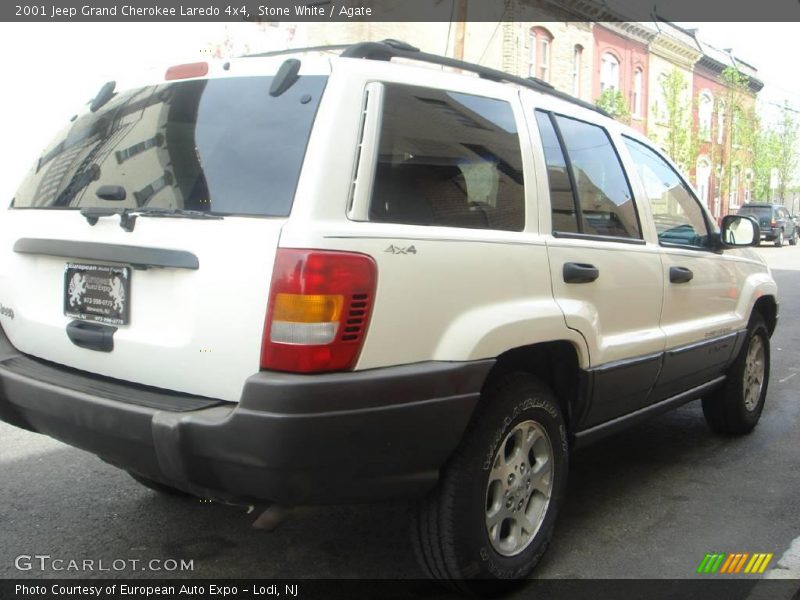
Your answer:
(368, 84), (525, 231)
(552, 114), (641, 239)
(622, 137), (710, 248)
(534, 111), (579, 234)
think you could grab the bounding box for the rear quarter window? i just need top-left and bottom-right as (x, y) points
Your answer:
(367, 84), (525, 232)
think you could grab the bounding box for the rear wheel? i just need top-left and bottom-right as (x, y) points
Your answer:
(412, 373), (568, 592)
(702, 314), (770, 435)
(775, 230), (784, 247)
(790, 229), (798, 246)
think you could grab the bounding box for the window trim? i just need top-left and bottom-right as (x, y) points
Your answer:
(538, 109), (644, 242)
(600, 52), (621, 93)
(572, 44), (583, 97)
(528, 27), (554, 82)
(621, 134), (718, 251)
(632, 67), (643, 118)
(698, 90), (714, 142)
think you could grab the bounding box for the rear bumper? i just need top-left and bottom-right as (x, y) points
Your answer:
(761, 227), (780, 240)
(0, 327), (492, 505)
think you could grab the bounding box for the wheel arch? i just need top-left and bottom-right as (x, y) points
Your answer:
(752, 295), (778, 337)
(479, 341), (586, 436)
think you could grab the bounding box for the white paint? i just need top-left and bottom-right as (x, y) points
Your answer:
(763, 535), (800, 579)
(778, 373), (798, 384)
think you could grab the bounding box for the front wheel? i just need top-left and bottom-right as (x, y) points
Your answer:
(412, 373), (568, 591)
(702, 315), (770, 435)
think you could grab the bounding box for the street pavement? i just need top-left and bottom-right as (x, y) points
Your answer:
(0, 245), (798, 584)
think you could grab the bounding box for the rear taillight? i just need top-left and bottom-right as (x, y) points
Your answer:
(260, 249), (377, 373)
(771, 218), (777, 226)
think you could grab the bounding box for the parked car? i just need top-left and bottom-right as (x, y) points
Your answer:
(738, 202), (798, 246)
(0, 40), (777, 589)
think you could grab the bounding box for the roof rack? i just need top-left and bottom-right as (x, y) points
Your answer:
(243, 44), (353, 58)
(242, 39), (608, 117)
(341, 39), (608, 116)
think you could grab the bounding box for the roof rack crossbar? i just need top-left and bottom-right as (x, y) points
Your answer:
(342, 40), (608, 117)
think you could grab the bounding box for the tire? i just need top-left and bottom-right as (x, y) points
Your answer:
(790, 229), (798, 246)
(412, 373), (568, 592)
(702, 314), (770, 435)
(774, 230), (784, 247)
(128, 472), (192, 497)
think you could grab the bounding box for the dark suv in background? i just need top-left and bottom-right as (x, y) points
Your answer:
(738, 203), (798, 246)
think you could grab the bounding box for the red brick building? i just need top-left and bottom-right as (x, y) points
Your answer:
(592, 23), (651, 134)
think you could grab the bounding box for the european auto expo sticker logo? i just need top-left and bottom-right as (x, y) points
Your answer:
(697, 552), (774, 574)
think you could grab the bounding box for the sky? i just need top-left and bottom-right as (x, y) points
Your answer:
(682, 23), (800, 123)
(0, 22), (798, 201)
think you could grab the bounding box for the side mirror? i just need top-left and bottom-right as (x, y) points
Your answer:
(720, 215), (760, 247)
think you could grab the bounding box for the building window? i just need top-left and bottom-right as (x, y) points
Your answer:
(729, 167), (739, 209)
(572, 45), (583, 97)
(528, 27), (553, 82)
(632, 67), (643, 117)
(717, 99), (725, 145)
(699, 91), (713, 141)
(696, 157), (711, 207)
(600, 52), (620, 93)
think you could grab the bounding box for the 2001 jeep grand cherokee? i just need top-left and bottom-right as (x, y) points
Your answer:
(0, 40), (777, 588)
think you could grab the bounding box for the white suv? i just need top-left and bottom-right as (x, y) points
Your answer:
(0, 40), (777, 588)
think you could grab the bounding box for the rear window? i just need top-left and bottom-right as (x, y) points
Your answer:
(11, 75), (327, 216)
(739, 206), (772, 216)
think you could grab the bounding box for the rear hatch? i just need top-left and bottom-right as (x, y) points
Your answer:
(0, 60), (328, 402)
(739, 205), (773, 230)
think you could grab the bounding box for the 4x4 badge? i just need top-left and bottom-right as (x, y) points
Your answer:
(385, 244), (417, 255)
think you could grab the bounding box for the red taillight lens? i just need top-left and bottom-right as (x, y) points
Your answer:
(771, 218), (777, 226)
(165, 62), (209, 81)
(260, 249), (377, 373)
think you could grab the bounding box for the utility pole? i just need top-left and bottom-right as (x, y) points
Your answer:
(453, 0), (468, 60)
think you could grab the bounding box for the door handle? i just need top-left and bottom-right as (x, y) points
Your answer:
(66, 320), (117, 352)
(563, 262), (599, 284)
(669, 266), (694, 284)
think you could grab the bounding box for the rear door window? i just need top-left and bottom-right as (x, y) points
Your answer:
(551, 115), (641, 239)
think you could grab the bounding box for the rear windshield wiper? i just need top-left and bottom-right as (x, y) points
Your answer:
(134, 207), (224, 220)
(80, 206), (223, 232)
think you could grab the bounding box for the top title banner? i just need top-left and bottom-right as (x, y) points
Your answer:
(3, 0), (800, 23)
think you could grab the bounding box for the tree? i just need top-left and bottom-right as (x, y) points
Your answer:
(718, 66), (753, 208)
(749, 115), (780, 201)
(652, 68), (694, 171)
(773, 101), (800, 202)
(596, 89), (630, 124)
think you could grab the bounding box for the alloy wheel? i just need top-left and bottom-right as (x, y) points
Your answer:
(485, 420), (554, 557)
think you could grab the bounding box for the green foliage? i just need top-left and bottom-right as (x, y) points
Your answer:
(773, 102), (800, 201)
(718, 66), (752, 203)
(653, 69), (694, 171)
(748, 102), (799, 202)
(596, 89), (630, 124)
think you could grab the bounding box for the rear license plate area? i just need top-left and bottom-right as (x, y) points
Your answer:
(64, 263), (130, 325)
